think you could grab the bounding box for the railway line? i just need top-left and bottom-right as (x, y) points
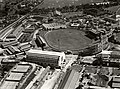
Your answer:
(0, 0), (44, 41)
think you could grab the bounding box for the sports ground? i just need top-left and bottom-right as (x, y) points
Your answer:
(45, 29), (92, 52)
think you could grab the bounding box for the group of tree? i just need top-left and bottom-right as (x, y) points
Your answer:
(32, 0), (120, 15)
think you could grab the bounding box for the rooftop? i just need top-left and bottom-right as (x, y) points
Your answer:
(112, 82), (120, 88)
(0, 81), (19, 89)
(6, 72), (24, 81)
(113, 76), (120, 82)
(11, 65), (30, 73)
(27, 49), (65, 56)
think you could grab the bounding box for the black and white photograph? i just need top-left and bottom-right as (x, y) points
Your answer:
(0, 0), (120, 89)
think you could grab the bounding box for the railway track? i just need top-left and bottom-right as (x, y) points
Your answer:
(0, 0), (44, 41)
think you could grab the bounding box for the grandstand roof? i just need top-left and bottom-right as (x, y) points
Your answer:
(42, 23), (66, 29)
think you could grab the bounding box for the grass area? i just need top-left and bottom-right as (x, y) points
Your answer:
(39, 0), (104, 9)
(45, 29), (92, 52)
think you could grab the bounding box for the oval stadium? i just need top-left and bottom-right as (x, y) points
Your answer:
(44, 29), (93, 53)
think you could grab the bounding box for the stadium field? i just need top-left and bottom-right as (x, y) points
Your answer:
(44, 29), (92, 52)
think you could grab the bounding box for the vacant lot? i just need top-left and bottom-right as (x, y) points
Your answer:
(45, 29), (92, 52)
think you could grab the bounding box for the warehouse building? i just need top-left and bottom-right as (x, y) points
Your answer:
(26, 49), (65, 68)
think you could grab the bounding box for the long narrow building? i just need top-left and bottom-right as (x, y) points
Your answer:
(57, 69), (80, 89)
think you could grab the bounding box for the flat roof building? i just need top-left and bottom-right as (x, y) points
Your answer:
(6, 72), (24, 81)
(0, 81), (19, 89)
(112, 76), (120, 88)
(11, 65), (30, 73)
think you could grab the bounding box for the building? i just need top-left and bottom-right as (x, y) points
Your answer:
(18, 42), (32, 51)
(9, 24), (24, 41)
(25, 66), (50, 89)
(26, 49), (65, 68)
(6, 46), (20, 55)
(35, 35), (47, 49)
(98, 50), (120, 59)
(17, 32), (33, 43)
(0, 62), (44, 89)
(42, 23), (67, 30)
(112, 76), (120, 88)
(57, 69), (79, 89)
(1, 41), (20, 48)
(97, 50), (120, 67)
(5, 34), (17, 41)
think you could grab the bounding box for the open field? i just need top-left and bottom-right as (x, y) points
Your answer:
(45, 29), (92, 52)
(39, 0), (104, 9)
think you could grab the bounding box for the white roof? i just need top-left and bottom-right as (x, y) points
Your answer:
(112, 82), (120, 88)
(42, 23), (66, 29)
(0, 48), (4, 54)
(12, 65), (30, 73)
(0, 81), (19, 89)
(88, 86), (109, 89)
(100, 50), (112, 54)
(113, 76), (120, 82)
(27, 49), (65, 56)
(6, 72), (24, 81)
